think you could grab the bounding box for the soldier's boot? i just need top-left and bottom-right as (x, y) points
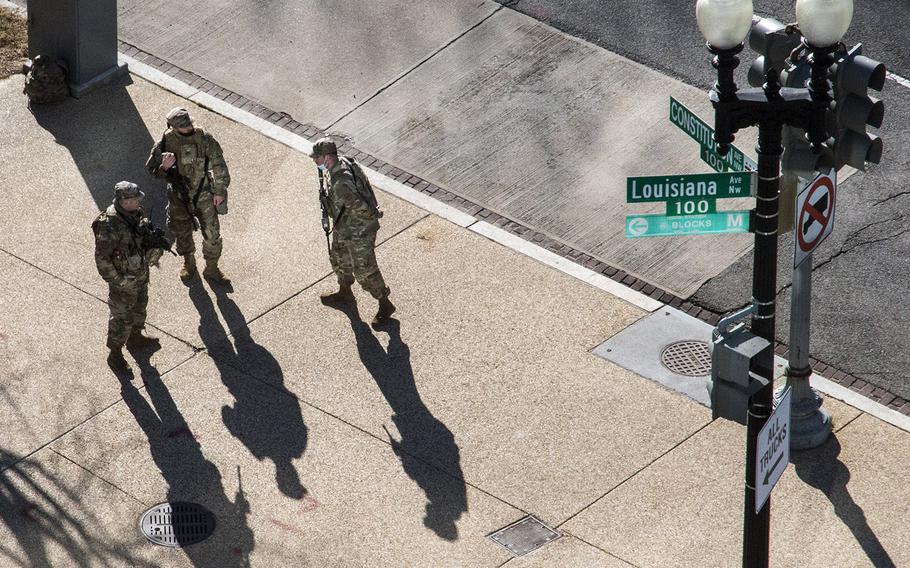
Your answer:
(320, 284), (355, 305)
(203, 259), (231, 284)
(372, 296), (396, 325)
(107, 346), (130, 371)
(127, 328), (160, 347)
(179, 254), (197, 280)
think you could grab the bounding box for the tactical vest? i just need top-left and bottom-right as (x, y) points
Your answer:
(163, 128), (209, 195)
(92, 206), (149, 278)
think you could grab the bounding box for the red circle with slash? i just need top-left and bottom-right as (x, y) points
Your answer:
(797, 176), (835, 253)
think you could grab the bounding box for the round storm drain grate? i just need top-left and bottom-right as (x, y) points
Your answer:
(139, 502), (216, 548)
(660, 340), (711, 377)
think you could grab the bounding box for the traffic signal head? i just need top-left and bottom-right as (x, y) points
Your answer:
(831, 44), (886, 170)
(708, 324), (772, 425)
(747, 17), (803, 88)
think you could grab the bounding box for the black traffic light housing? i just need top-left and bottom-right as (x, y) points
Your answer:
(830, 44), (885, 171)
(747, 17), (802, 89)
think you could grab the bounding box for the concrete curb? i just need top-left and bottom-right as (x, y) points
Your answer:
(470, 222), (663, 312)
(808, 372), (910, 433)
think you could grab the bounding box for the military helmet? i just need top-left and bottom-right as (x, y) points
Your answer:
(308, 137), (337, 158)
(113, 181), (144, 201)
(166, 107), (194, 129)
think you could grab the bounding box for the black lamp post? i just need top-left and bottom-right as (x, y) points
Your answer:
(696, 1), (854, 566)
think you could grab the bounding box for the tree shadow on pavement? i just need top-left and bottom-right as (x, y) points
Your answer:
(29, 74), (165, 228)
(186, 277), (308, 500)
(121, 346), (255, 566)
(333, 302), (468, 541)
(0, 448), (157, 567)
(792, 435), (896, 568)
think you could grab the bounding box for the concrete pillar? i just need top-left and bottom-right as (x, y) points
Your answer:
(27, 0), (127, 97)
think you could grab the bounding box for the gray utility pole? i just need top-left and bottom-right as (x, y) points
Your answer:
(782, 243), (831, 449)
(27, 0), (127, 97)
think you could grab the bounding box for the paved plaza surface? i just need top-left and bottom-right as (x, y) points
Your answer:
(2, 64), (910, 566)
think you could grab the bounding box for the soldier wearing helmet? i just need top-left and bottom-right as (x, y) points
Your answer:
(145, 107), (232, 284)
(92, 181), (169, 371)
(309, 137), (396, 325)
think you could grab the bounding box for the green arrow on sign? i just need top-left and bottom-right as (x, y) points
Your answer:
(625, 211), (751, 238)
(670, 97), (758, 172)
(627, 171), (755, 203)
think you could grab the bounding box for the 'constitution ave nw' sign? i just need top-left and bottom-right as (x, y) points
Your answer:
(669, 96), (758, 173)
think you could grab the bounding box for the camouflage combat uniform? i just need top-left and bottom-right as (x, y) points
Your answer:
(92, 188), (164, 350)
(324, 156), (390, 300)
(145, 108), (230, 278)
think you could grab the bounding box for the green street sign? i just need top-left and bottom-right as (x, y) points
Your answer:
(626, 211), (751, 238)
(670, 97), (758, 172)
(627, 171), (755, 203)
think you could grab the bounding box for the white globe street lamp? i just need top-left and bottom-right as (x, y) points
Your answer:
(796, 0), (853, 47)
(696, 0), (754, 49)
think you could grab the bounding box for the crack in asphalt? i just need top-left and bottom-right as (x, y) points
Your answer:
(810, 214), (910, 276)
(873, 190), (910, 206)
(701, 213), (910, 317)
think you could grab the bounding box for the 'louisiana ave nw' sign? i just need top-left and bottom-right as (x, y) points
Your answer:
(627, 171), (755, 203)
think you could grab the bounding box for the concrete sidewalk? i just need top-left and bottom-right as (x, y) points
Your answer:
(1, 69), (909, 567)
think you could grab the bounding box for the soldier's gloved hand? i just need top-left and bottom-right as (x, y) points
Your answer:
(161, 152), (176, 171)
(147, 248), (164, 268)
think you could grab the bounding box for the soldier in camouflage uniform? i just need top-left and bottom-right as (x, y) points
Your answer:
(145, 107), (231, 283)
(310, 138), (396, 325)
(93, 182), (167, 370)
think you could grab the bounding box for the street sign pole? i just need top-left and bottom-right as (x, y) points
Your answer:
(780, 171), (835, 449)
(742, 121), (782, 568)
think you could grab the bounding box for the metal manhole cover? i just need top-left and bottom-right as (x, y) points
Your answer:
(660, 340), (711, 377)
(139, 502), (216, 548)
(488, 515), (561, 556)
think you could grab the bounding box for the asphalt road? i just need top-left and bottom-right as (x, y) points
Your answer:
(499, 0), (910, 399)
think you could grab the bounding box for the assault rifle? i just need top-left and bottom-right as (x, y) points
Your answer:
(148, 226), (177, 257)
(317, 168), (331, 255)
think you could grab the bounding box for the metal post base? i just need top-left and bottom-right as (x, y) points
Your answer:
(777, 369), (832, 450)
(68, 61), (128, 98)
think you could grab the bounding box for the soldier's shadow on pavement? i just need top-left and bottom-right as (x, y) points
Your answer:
(792, 435), (896, 568)
(333, 303), (468, 541)
(187, 278), (308, 500)
(119, 349), (255, 566)
(29, 74), (166, 228)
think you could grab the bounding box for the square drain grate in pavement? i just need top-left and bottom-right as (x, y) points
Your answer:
(488, 514), (561, 556)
